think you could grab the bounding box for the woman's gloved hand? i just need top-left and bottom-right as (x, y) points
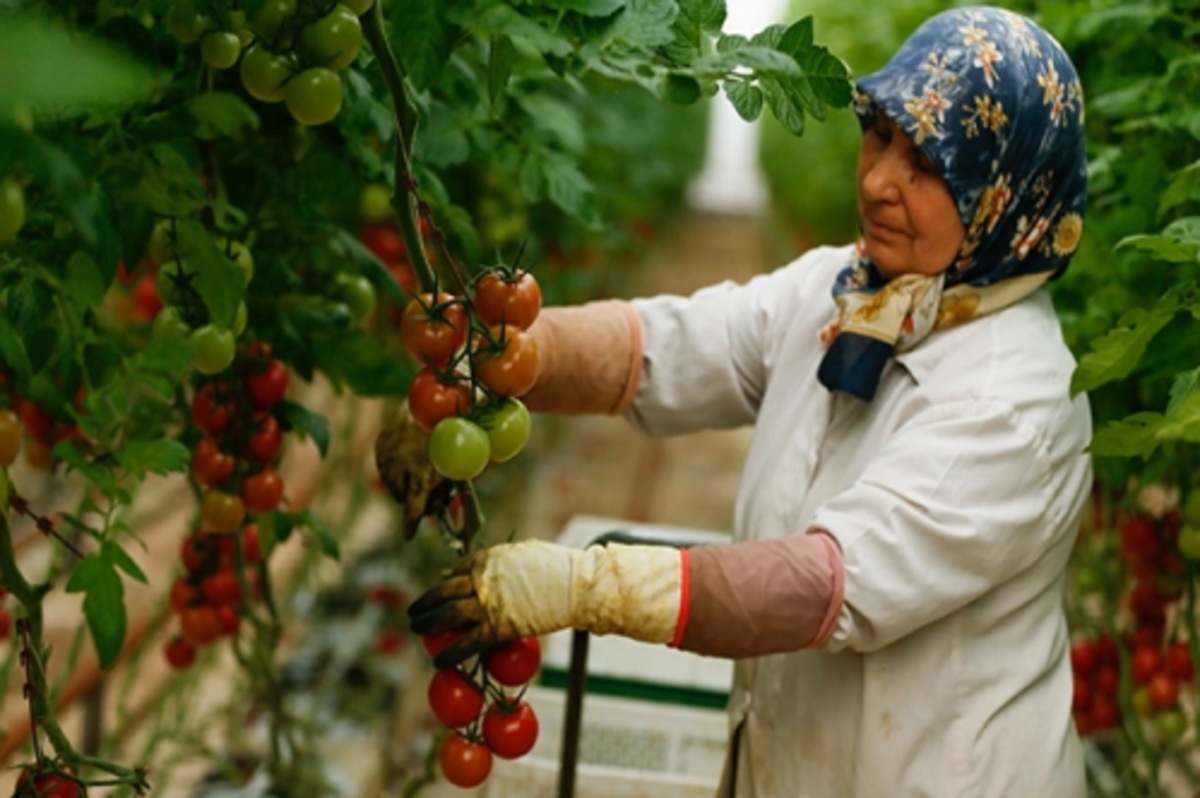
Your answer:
(407, 539), (684, 668)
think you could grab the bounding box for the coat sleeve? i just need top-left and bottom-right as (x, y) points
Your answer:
(625, 250), (840, 437)
(812, 397), (1090, 653)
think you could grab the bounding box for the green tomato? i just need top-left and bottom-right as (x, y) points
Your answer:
(218, 238), (255, 285)
(200, 31), (243, 70)
(1071, 564), (1103, 595)
(155, 259), (195, 305)
(167, 0), (210, 43)
(360, 182), (393, 223)
(1154, 707), (1188, 742)
(429, 418), (491, 481)
(233, 301), (248, 336)
(480, 399), (531, 463)
(297, 4), (362, 70)
(239, 44), (296, 103)
(152, 305), (191, 340)
(0, 177), (26, 245)
(1178, 524), (1200, 561)
(343, 0), (373, 16)
(334, 273), (377, 322)
(146, 219), (190, 265)
(284, 68), (343, 126)
(249, 0), (297, 44)
(190, 324), (236, 375)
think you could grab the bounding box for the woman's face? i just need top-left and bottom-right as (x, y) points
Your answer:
(856, 112), (966, 278)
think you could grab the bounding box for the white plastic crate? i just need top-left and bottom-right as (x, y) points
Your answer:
(484, 686), (729, 798)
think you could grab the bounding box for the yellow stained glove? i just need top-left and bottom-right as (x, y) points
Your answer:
(407, 539), (683, 668)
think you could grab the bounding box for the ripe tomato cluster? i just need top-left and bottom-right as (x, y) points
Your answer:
(166, 0), (371, 127)
(401, 269), (543, 483)
(421, 631), (543, 789)
(1071, 506), (1197, 741)
(165, 343), (291, 668)
(13, 766), (82, 797)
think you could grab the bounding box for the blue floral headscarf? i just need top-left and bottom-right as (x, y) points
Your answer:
(817, 6), (1087, 401)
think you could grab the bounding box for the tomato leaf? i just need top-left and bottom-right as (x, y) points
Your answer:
(311, 330), (414, 396)
(1089, 412), (1165, 460)
(391, 0), (455, 91)
(186, 92), (260, 141)
(297, 508), (340, 560)
(176, 220), (244, 329)
(487, 35), (516, 109)
(280, 400), (331, 458)
(66, 556), (127, 670)
(114, 439), (190, 478)
(102, 540), (147, 585)
(1070, 288), (1189, 395)
(63, 251), (107, 307)
(723, 81), (764, 122)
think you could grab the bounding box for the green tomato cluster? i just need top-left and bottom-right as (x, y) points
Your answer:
(165, 0), (370, 127)
(428, 400), (532, 482)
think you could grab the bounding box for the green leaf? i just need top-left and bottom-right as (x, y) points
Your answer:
(1070, 292), (1185, 395)
(605, 0), (677, 48)
(488, 35), (517, 109)
(1158, 160), (1200, 216)
(281, 400), (331, 458)
(0, 16), (160, 115)
(542, 0), (625, 14)
(1117, 234), (1199, 263)
(664, 74), (702, 105)
(329, 228), (409, 308)
(66, 556), (126, 670)
(0, 313), (32, 383)
(762, 78), (806, 137)
(778, 16), (813, 54)
(1089, 412), (1164, 459)
(54, 444), (118, 495)
(518, 94), (585, 153)
(186, 92), (260, 140)
(299, 508), (340, 560)
(448, 2), (574, 57)
(135, 337), (193, 374)
(1167, 367), (1200, 416)
(63, 251), (107, 307)
(795, 45), (852, 110)
(102, 540), (148, 585)
(310, 329), (414, 396)
(723, 81), (764, 121)
(667, 0), (726, 61)
(1156, 391), (1200, 445)
(114, 439), (190, 478)
(413, 104), (471, 168)
(542, 152), (602, 228)
(176, 220), (244, 329)
(392, 0), (455, 90)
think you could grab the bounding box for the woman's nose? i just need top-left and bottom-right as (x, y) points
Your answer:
(861, 143), (906, 203)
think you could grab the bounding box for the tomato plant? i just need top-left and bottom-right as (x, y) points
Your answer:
(407, 367), (471, 433)
(400, 294), (469, 366)
(14, 769), (82, 798)
(240, 467), (285, 515)
(427, 668), (484, 728)
(482, 700), (539, 760)
(244, 359), (290, 410)
(473, 326), (540, 398)
(438, 732), (493, 789)
(191, 436), (236, 487)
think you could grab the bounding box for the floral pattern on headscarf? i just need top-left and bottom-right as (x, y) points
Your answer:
(817, 6), (1087, 402)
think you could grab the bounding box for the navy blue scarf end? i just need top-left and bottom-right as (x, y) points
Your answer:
(817, 332), (893, 402)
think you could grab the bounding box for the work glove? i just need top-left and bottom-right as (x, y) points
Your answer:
(407, 539), (684, 668)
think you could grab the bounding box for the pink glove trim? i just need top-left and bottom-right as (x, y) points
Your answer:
(670, 547), (690, 648)
(807, 532), (845, 649)
(610, 302), (644, 414)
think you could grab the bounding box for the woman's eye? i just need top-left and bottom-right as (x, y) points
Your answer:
(915, 150), (938, 173)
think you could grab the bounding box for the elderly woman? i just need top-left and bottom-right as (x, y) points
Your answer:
(410, 6), (1091, 796)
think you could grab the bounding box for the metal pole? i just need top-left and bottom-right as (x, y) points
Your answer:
(557, 629), (589, 798)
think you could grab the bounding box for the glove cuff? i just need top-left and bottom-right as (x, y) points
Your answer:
(571, 543), (684, 644)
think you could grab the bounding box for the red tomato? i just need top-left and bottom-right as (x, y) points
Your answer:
(191, 436), (236, 487)
(1148, 673), (1180, 710)
(170, 578), (199, 612)
(242, 524), (262, 565)
(201, 567), (242, 606)
(19, 401), (54, 442)
(180, 604), (223, 647)
(400, 294), (468, 366)
(1095, 634), (1119, 667)
(438, 732), (493, 789)
(247, 413), (283, 463)
(473, 271), (542, 329)
(422, 628), (467, 660)
(375, 630), (405, 654)
(0, 608), (11, 640)
(180, 534), (209, 573)
(1070, 640), (1099, 676)
(408, 367), (471, 433)
(1090, 695), (1120, 731)
(473, 326), (540, 398)
(216, 604), (240, 636)
(133, 274), (163, 321)
(164, 636), (196, 670)
(1166, 641), (1195, 681)
(482, 701), (539, 759)
(483, 636), (541, 687)
(1071, 678), (1091, 713)
(1094, 666), (1119, 698)
(193, 382), (233, 435)
(1120, 517), (1161, 558)
(1131, 646), (1164, 685)
(240, 467), (285, 515)
(0, 407), (20, 467)
(244, 359), (289, 410)
(14, 769), (82, 798)
(427, 668), (484, 728)
(200, 489), (246, 534)
(361, 222), (405, 263)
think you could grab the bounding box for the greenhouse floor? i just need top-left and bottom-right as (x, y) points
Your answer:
(0, 210), (777, 796)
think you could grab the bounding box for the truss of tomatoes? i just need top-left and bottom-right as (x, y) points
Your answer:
(164, 342), (290, 670)
(421, 630), (543, 789)
(401, 269), (542, 483)
(1069, 510), (1196, 743)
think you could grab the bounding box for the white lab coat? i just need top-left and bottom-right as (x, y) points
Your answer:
(626, 245), (1092, 797)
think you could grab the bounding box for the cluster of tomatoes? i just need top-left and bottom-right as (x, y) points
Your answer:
(12, 766), (82, 797)
(0, 388), (86, 474)
(166, 0), (370, 127)
(1071, 506), (1197, 741)
(163, 343), (291, 668)
(401, 269), (543, 483)
(422, 631), (543, 789)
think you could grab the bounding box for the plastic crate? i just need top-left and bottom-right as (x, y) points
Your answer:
(484, 686), (729, 798)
